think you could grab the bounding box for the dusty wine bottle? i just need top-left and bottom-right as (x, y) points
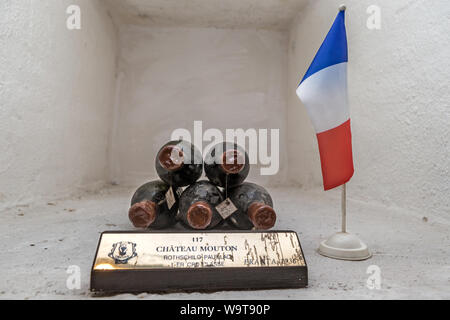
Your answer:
(128, 180), (179, 229)
(178, 180), (224, 230)
(204, 142), (250, 189)
(227, 182), (276, 230)
(155, 140), (203, 187)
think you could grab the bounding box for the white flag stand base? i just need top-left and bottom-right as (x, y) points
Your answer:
(318, 184), (372, 261)
(318, 232), (371, 261)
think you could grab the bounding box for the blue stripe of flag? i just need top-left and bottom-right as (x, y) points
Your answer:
(298, 10), (348, 86)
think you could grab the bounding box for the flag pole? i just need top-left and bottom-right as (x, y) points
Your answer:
(340, 3), (346, 235)
(341, 184), (346, 233)
(318, 181), (371, 260)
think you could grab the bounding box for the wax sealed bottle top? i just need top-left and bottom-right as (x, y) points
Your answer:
(247, 202), (276, 230)
(220, 149), (246, 174)
(186, 201), (213, 229)
(129, 200), (157, 228)
(158, 145), (184, 171)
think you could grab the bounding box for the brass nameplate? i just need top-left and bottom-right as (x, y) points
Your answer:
(91, 231), (307, 293)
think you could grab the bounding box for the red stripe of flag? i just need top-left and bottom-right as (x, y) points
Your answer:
(316, 119), (354, 190)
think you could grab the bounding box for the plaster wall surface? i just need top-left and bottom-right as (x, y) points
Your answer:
(288, 0), (450, 219)
(0, 0), (118, 209)
(111, 25), (288, 187)
(104, 0), (308, 31)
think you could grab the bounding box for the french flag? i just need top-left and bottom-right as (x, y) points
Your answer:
(296, 8), (354, 191)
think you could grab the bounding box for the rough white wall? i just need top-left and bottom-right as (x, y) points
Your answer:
(104, 0), (308, 31)
(0, 0), (117, 209)
(111, 25), (288, 187)
(288, 0), (450, 218)
(2, 0), (447, 219)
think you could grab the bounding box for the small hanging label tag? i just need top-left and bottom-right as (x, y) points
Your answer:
(216, 198), (238, 220)
(165, 187), (177, 210)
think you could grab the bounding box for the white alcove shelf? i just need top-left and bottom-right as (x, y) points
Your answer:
(0, 0), (448, 299)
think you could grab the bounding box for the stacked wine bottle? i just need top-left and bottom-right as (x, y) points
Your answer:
(128, 140), (277, 231)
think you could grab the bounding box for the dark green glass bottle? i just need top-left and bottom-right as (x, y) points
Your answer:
(227, 182), (276, 230)
(155, 140), (203, 187)
(178, 180), (224, 230)
(204, 142), (249, 189)
(128, 180), (179, 229)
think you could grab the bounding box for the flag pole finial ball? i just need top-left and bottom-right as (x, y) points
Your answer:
(339, 4), (346, 11)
